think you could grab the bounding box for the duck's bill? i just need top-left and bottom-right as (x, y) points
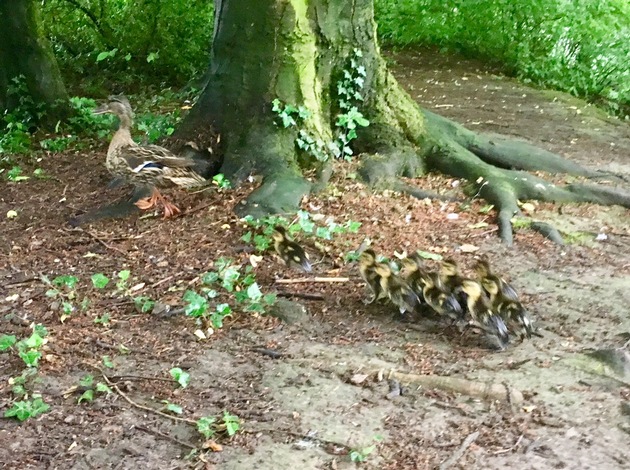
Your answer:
(93, 103), (110, 115)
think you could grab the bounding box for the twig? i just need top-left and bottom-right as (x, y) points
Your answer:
(134, 425), (197, 450)
(150, 275), (174, 289)
(493, 434), (524, 455)
(439, 431), (480, 470)
(251, 347), (284, 359)
(65, 227), (129, 257)
(277, 292), (325, 301)
(108, 374), (174, 383)
(101, 371), (196, 425)
(470, 227), (499, 238)
(183, 201), (215, 215)
(274, 276), (350, 284)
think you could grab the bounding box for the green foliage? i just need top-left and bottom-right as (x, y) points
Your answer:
(170, 367), (191, 388)
(0, 77), (40, 160)
(334, 49), (370, 159)
(42, 1), (214, 87)
(76, 374), (112, 404)
(4, 397), (50, 422)
(195, 412), (240, 439)
(91, 273), (110, 289)
(196, 416), (217, 439)
(271, 49), (369, 162)
(375, 0), (630, 118)
(212, 173), (231, 189)
(222, 411), (241, 437)
(2, 325), (51, 421)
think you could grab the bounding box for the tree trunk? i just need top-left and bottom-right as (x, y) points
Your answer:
(0, 0), (69, 118)
(178, 0), (629, 245)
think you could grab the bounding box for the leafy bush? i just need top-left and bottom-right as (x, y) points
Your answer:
(42, 0), (214, 88)
(375, 0), (630, 118)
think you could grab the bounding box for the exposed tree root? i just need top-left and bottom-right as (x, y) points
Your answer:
(380, 369), (524, 404)
(358, 110), (630, 246)
(530, 222), (565, 245)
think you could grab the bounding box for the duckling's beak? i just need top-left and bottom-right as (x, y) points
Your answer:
(93, 103), (110, 115)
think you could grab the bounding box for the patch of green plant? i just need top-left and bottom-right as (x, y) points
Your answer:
(0, 76), (41, 159)
(374, 0), (630, 119)
(133, 295), (155, 313)
(93, 313), (111, 326)
(195, 411), (241, 439)
(43, 274), (86, 323)
(510, 217), (533, 229)
(76, 374), (112, 403)
(212, 173), (231, 189)
(271, 50), (369, 162)
(349, 435), (383, 463)
(170, 367), (191, 388)
(221, 411), (241, 437)
(334, 49), (370, 159)
(4, 396), (50, 422)
(162, 400), (183, 415)
(1, 325), (51, 421)
(136, 111), (178, 143)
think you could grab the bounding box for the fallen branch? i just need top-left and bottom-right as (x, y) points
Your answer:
(277, 292), (325, 301)
(439, 431), (480, 470)
(274, 276), (350, 284)
(379, 369), (524, 404)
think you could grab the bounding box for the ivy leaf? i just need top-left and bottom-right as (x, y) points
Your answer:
(91, 273), (110, 289)
(0, 335), (17, 351)
(170, 367), (190, 388)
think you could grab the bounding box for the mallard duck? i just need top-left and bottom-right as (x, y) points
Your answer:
(373, 263), (421, 315)
(358, 249), (384, 304)
(93, 95), (208, 218)
(482, 278), (534, 340)
(460, 279), (510, 349)
(417, 270), (464, 321)
(474, 258), (519, 302)
(272, 226), (311, 272)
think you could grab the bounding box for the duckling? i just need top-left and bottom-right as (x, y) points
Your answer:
(474, 258), (519, 302)
(374, 263), (421, 315)
(482, 278), (534, 340)
(460, 279), (510, 349)
(400, 255), (427, 300)
(439, 258), (468, 310)
(272, 226), (311, 272)
(417, 270), (464, 321)
(358, 249), (384, 304)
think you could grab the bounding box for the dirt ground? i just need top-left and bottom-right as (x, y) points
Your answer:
(1, 48), (629, 470)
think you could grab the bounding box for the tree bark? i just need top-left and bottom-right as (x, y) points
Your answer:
(178, 0), (629, 245)
(0, 0), (69, 118)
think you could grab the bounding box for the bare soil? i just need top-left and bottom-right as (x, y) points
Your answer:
(1, 47), (629, 470)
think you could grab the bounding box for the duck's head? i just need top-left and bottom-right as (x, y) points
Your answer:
(94, 95), (134, 121)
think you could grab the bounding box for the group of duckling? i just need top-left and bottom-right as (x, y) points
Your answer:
(359, 250), (536, 349)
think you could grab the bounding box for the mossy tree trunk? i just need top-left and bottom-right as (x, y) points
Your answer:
(178, 0), (629, 245)
(0, 0), (69, 118)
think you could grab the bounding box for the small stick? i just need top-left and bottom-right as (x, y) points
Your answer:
(65, 227), (129, 257)
(470, 227), (499, 238)
(101, 371), (196, 425)
(274, 276), (350, 284)
(134, 425), (197, 450)
(150, 275), (174, 289)
(277, 292), (325, 301)
(108, 374), (175, 383)
(493, 434), (524, 455)
(439, 431), (480, 470)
